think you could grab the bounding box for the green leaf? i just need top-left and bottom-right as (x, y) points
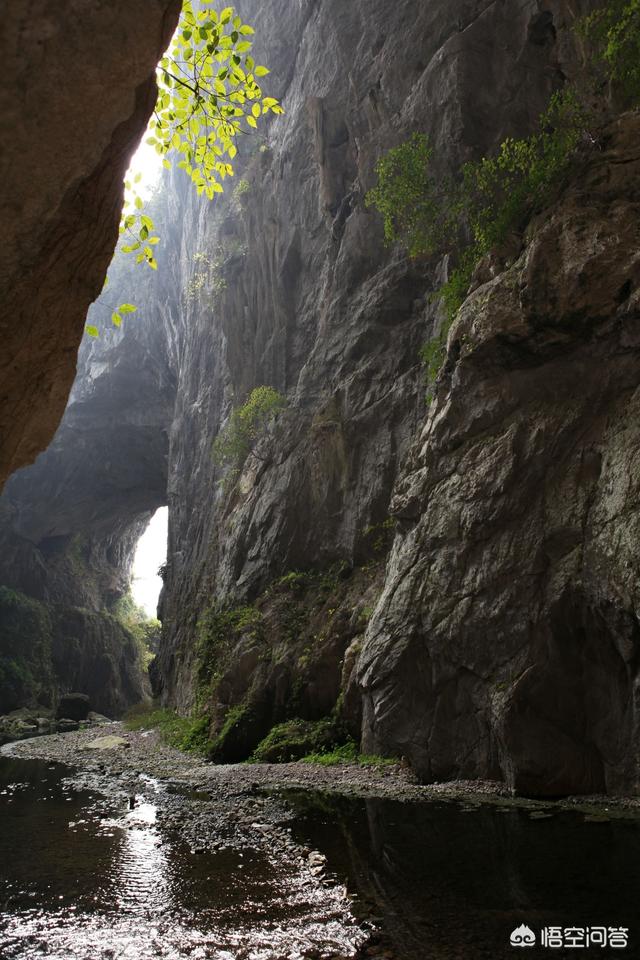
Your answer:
(112, 312), (122, 328)
(85, 324), (99, 338)
(118, 304), (137, 314)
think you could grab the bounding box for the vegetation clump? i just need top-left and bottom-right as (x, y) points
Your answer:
(125, 707), (211, 755)
(212, 386), (286, 480)
(196, 602), (263, 687)
(579, 0), (640, 102)
(250, 717), (344, 763)
(301, 741), (397, 768)
(113, 591), (160, 671)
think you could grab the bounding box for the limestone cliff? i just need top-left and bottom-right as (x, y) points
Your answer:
(6, 0), (640, 798)
(156, 0), (618, 797)
(360, 112), (640, 796)
(0, 0), (181, 488)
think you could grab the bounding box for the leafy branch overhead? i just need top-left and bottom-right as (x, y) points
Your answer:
(87, 1), (282, 337)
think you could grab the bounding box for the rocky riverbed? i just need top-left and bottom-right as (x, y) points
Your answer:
(7, 723), (640, 815)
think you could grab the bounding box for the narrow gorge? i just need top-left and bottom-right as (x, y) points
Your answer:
(2, 1), (640, 957)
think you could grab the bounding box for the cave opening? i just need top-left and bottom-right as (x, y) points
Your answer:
(132, 506), (168, 618)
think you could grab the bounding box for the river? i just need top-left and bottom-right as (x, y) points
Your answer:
(0, 754), (638, 959)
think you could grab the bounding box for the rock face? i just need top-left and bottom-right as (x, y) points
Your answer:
(158, 0), (592, 716)
(152, 0), (632, 796)
(359, 113), (640, 797)
(0, 0), (181, 488)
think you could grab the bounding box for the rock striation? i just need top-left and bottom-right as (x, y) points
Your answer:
(0, 0), (181, 488)
(155, 0), (620, 795)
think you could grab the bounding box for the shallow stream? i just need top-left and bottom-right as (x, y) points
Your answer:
(0, 756), (638, 959)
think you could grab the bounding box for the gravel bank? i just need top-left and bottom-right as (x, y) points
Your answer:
(6, 724), (640, 815)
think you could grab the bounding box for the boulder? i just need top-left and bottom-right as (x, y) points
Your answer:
(56, 693), (90, 721)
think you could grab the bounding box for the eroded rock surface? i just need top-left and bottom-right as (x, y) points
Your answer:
(154, 0), (609, 783)
(0, 0), (181, 487)
(359, 113), (640, 796)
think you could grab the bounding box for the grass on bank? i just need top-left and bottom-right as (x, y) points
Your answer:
(300, 740), (397, 768)
(125, 707), (210, 755)
(125, 706), (396, 768)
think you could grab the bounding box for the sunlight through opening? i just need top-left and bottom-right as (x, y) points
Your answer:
(127, 137), (163, 198)
(132, 507), (168, 617)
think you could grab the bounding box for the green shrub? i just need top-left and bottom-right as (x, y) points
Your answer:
(579, 0), (640, 102)
(251, 717), (343, 763)
(301, 740), (397, 767)
(113, 591), (160, 671)
(212, 385), (286, 476)
(125, 707), (210, 755)
(365, 133), (460, 258)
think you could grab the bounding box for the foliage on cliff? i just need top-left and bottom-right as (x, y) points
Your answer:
(367, 0), (640, 386)
(0, 588), (54, 712)
(580, 0), (640, 101)
(212, 386), (286, 478)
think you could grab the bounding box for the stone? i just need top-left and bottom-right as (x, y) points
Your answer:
(56, 693), (90, 722)
(87, 712), (111, 726)
(85, 735), (130, 751)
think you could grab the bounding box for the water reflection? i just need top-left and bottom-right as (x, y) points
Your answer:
(0, 758), (365, 960)
(286, 792), (640, 959)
